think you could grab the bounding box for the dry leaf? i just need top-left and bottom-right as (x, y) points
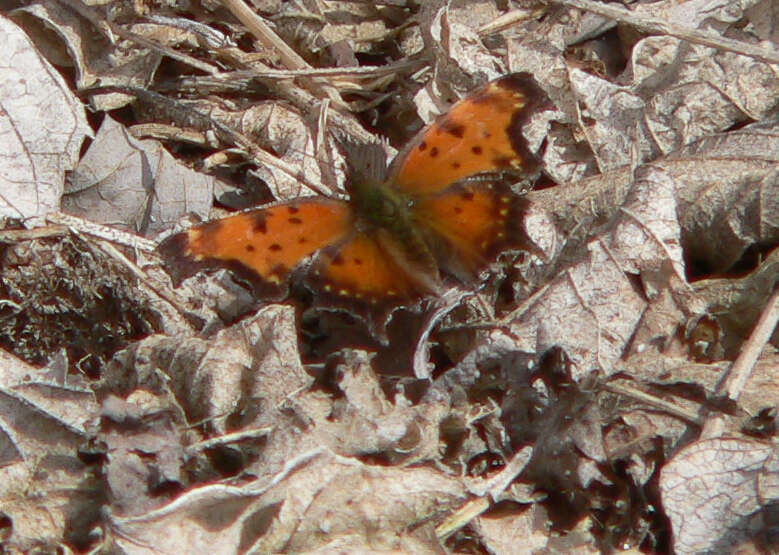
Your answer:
(63, 116), (216, 235)
(660, 437), (779, 554)
(0, 15), (91, 220)
(0, 349), (102, 550)
(108, 450), (466, 554)
(11, 1), (163, 111)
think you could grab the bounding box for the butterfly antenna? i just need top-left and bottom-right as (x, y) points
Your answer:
(342, 141), (389, 183)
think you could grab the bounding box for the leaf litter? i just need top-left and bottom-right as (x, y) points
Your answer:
(0, 0), (777, 553)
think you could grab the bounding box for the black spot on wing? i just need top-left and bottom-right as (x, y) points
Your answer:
(438, 118), (466, 138)
(252, 213), (268, 234)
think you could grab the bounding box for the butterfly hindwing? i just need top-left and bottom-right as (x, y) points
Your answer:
(305, 231), (439, 338)
(309, 234), (412, 300)
(157, 200), (352, 298)
(413, 181), (533, 280)
(387, 73), (547, 195)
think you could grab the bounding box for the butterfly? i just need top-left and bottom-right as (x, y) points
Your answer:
(157, 73), (549, 340)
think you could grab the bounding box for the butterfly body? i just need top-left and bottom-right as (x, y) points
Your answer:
(347, 176), (415, 240)
(158, 73), (549, 338)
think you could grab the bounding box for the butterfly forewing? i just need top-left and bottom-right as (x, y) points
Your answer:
(158, 200), (352, 297)
(388, 73), (546, 195)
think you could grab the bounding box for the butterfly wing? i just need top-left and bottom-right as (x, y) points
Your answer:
(157, 199), (352, 299)
(309, 234), (412, 301)
(306, 229), (445, 339)
(387, 73), (547, 195)
(412, 181), (533, 280)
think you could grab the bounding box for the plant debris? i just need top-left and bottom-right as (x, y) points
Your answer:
(0, 0), (777, 553)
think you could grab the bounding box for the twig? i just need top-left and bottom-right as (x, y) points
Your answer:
(185, 428), (272, 455)
(107, 22), (221, 75)
(0, 226), (69, 242)
(55, 0), (222, 76)
(46, 213), (155, 252)
(478, 7), (546, 36)
(700, 287), (779, 438)
(211, 61), (424, 80)
(435, 497), (491, 541)
(436, 447), (534, 540)
(604, 381), (702, 425)
(219, 0), (347, 108)
(718, 286), (779, 402)
(547, 0), (779, 65)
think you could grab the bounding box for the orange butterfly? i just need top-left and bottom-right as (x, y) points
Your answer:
(158, 73), (548, 339)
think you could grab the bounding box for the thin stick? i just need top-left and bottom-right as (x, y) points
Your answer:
(548, 0), (779, 66)
(702, 286), (779, 438)
(604, 381), (702, 425)
(46, 212), (156, 252)
(718, 286), (779, 402)
(219, 0), (347, 108)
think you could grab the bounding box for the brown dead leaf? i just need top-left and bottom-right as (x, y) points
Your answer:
(693, 247), (779, 355)
(102, 305), (311, 435)
(0, 15), (91, 220)
(669, 121), (779, 275)
(211, 101), (347, 200)
(11, 1), (163, 111)
(660, 437), (779, 554)
(101, 392), (189, 516)
(429, 3), (505, 81)
(0, 349), (103, 551)
(108, 449), (466, 554)
(473, 503), (553, 554)
(63, 116), (216, 235)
